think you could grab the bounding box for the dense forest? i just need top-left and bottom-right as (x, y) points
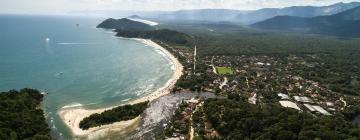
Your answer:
(200, 98), (360, 140)
(0, 89), (52, 140)
(79, 101), (148, 130)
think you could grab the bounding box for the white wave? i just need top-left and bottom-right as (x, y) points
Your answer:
(121, 98), (131, 102)
(155, 49), (167, 58)
(61, 102), (97, 109)
(170, 64), (175, 70)
(61, 103), (83, 109)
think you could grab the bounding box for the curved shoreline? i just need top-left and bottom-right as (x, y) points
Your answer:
(58, 39), (184, 138)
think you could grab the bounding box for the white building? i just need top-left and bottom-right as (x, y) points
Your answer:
(294, 96), (313, 103)
(278, 93), (290, 100)
(303, 104), (331, 115)
(279, 101), (301, 111)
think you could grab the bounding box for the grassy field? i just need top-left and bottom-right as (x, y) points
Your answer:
(216, 67), (234, 75)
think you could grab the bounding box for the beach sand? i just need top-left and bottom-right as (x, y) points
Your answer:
(58, 39), (183, 138)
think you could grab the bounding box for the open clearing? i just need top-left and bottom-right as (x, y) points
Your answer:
(216, 67), (234, 75)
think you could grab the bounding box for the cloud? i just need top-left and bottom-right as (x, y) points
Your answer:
(0, 0), (359, 14)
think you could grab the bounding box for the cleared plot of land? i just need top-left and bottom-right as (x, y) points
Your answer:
(216, 67), (234, 75)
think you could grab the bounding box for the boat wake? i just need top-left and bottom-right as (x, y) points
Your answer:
(57, 43), (91, 45)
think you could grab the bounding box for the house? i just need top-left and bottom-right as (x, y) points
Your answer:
(303, 104), (316, 112)
(294, 96), (313, 103)
(312, 105), (331, 115)
(278, 93), (290, 100)
(303, 104), (331, 115)
(279, 101), (301, 111)
(186, 98), (199, 104)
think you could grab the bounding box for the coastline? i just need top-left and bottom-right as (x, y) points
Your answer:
(58, 38), (184, 137)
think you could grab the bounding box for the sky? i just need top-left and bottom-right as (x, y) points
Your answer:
(1, 0), (360, 14)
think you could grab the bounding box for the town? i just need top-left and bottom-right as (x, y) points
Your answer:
(157, 41), (360, 139)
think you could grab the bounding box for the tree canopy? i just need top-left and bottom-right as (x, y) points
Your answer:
(0, 88), (52, 140)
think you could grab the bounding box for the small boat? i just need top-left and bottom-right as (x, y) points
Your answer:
(55, 72), (64, 77)
(46, 37), (50, 42)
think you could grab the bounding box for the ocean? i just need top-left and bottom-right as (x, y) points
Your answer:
(0, 15), (173, 139)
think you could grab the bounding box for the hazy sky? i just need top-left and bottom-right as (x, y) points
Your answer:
(1, 0), (360, 14)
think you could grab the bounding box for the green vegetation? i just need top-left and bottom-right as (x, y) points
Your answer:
(202, 98), (360, 140)
(0, 88), (52, 140)
(79, 101), (148, 130)
(215, 67), (233, 75)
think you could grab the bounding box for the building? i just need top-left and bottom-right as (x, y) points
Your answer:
(303, 104), (331, 115)
(294, 96), (313, 103)
(279, 101), (301, 111)
(278, 93), (290, 100)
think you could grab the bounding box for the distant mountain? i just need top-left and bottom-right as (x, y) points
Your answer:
(147, 9), (247, 22)
(128, 15), (142, 19)
(141, 2), (360, 24)
(236, 2), (360, 24)
(252, 6), (360, 37)
(331, 4), (360, 20)
(96, 18), (154, 30)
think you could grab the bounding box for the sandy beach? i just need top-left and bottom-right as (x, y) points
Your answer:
(58, 38), (184, 138)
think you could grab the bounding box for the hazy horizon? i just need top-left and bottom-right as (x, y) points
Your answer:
(1, 0), (360, 15)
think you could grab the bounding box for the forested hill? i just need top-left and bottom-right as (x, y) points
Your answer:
(97, 18), (154, 30)
(251, 6), (360, 37)
(0, 89), (52, 140)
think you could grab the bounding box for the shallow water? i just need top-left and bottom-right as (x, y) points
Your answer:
(0, 15), (173, 139)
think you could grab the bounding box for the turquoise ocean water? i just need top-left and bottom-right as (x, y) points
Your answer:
(0, 15), (173, 139)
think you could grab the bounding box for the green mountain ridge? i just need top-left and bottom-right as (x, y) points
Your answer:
(252, 6), (360, 37)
